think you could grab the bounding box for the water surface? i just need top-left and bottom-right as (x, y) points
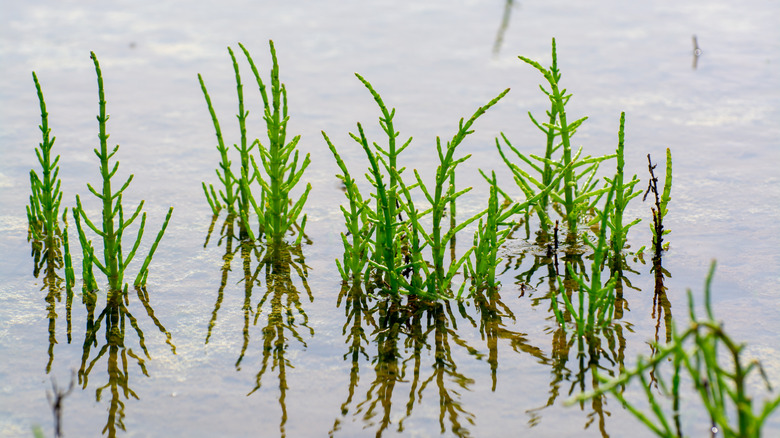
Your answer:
(1, 1), (779, 436)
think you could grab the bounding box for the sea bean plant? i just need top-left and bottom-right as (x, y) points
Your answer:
(27, 72), (79, 364)
(603, 112), (643, 262)
(200, 40), (311, 246)
(27, 72), (64, 248)
(572, 261), (780, 438)
(490, 42), (649, 337)
(490, 38), (614, 241)
(27, 73), (77, 291)
(324, 74), (566, 299)
(72, 52), (173, 294)
(465, 172), (511, 291)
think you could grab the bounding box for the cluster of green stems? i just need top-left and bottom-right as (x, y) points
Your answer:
(200, 40), (310, 248)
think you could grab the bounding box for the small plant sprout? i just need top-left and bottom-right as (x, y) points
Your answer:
(72, 52), (173, 294)
(466, 172), (511, 292)
(200, 40), (311, 246)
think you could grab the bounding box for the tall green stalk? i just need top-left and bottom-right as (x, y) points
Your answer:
(199, 73), (236, 216)
(605, 112), (642, 260)
(73, 52), (173, 294)
(27, 72), (64, 254)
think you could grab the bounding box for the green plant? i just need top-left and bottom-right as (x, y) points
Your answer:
(200, 40), (311, 246)
(199, 72), (236, 218)
(325, 74), (570, 299)
(394, 86), (510, 298)
(27, 72), (63, 245)
(324, 73), (413, 293)
(603, 112), (642, 260)
(465, 172), (511, 292)
(325, 131), (373, 283)
(72, 52), (173, 294)
(27, 72), (73, 286)
(325, 74), (513, 298)
(572, 261), (780, 437)
(492, 38), (613, 240)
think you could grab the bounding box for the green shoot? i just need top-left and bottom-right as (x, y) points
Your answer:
(604, 112), (642, 261)
(27, 72), (65, 264)
(552, 184), (617, 337)
(241, 41), (312, 246)
(72, 52), (173, 294)
(199, 73), (236, 216)
(466, 172), (511, 292)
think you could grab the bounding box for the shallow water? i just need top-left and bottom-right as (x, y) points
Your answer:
(1, 1), (779, 437)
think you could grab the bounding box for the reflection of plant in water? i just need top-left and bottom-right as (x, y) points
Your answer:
(461, 288), (549, 391)
(78, 286), (175, 437)
(37, 217), (76, 373)
(246, 243), (313, 404)
(331, 294), (478, 437)
(492, 0), (515, 56)
(517, 246), (631, 435)
(204, 215), (312, 438)
(330, 282), (376, 436)
(526, 322), (628, 437)
(503, 217), (646, 435)
(650, 255), (672, 354)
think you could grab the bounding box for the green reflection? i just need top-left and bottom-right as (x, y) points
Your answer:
(331, 291), (478, 437)
(77, 286), (174, 437)
(205, 214), (313, 437)
(492, 0), (515, 56)
(462, 288), (548, 392)
(505, 236), (643, 436)
(30, 210), (75, 373)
